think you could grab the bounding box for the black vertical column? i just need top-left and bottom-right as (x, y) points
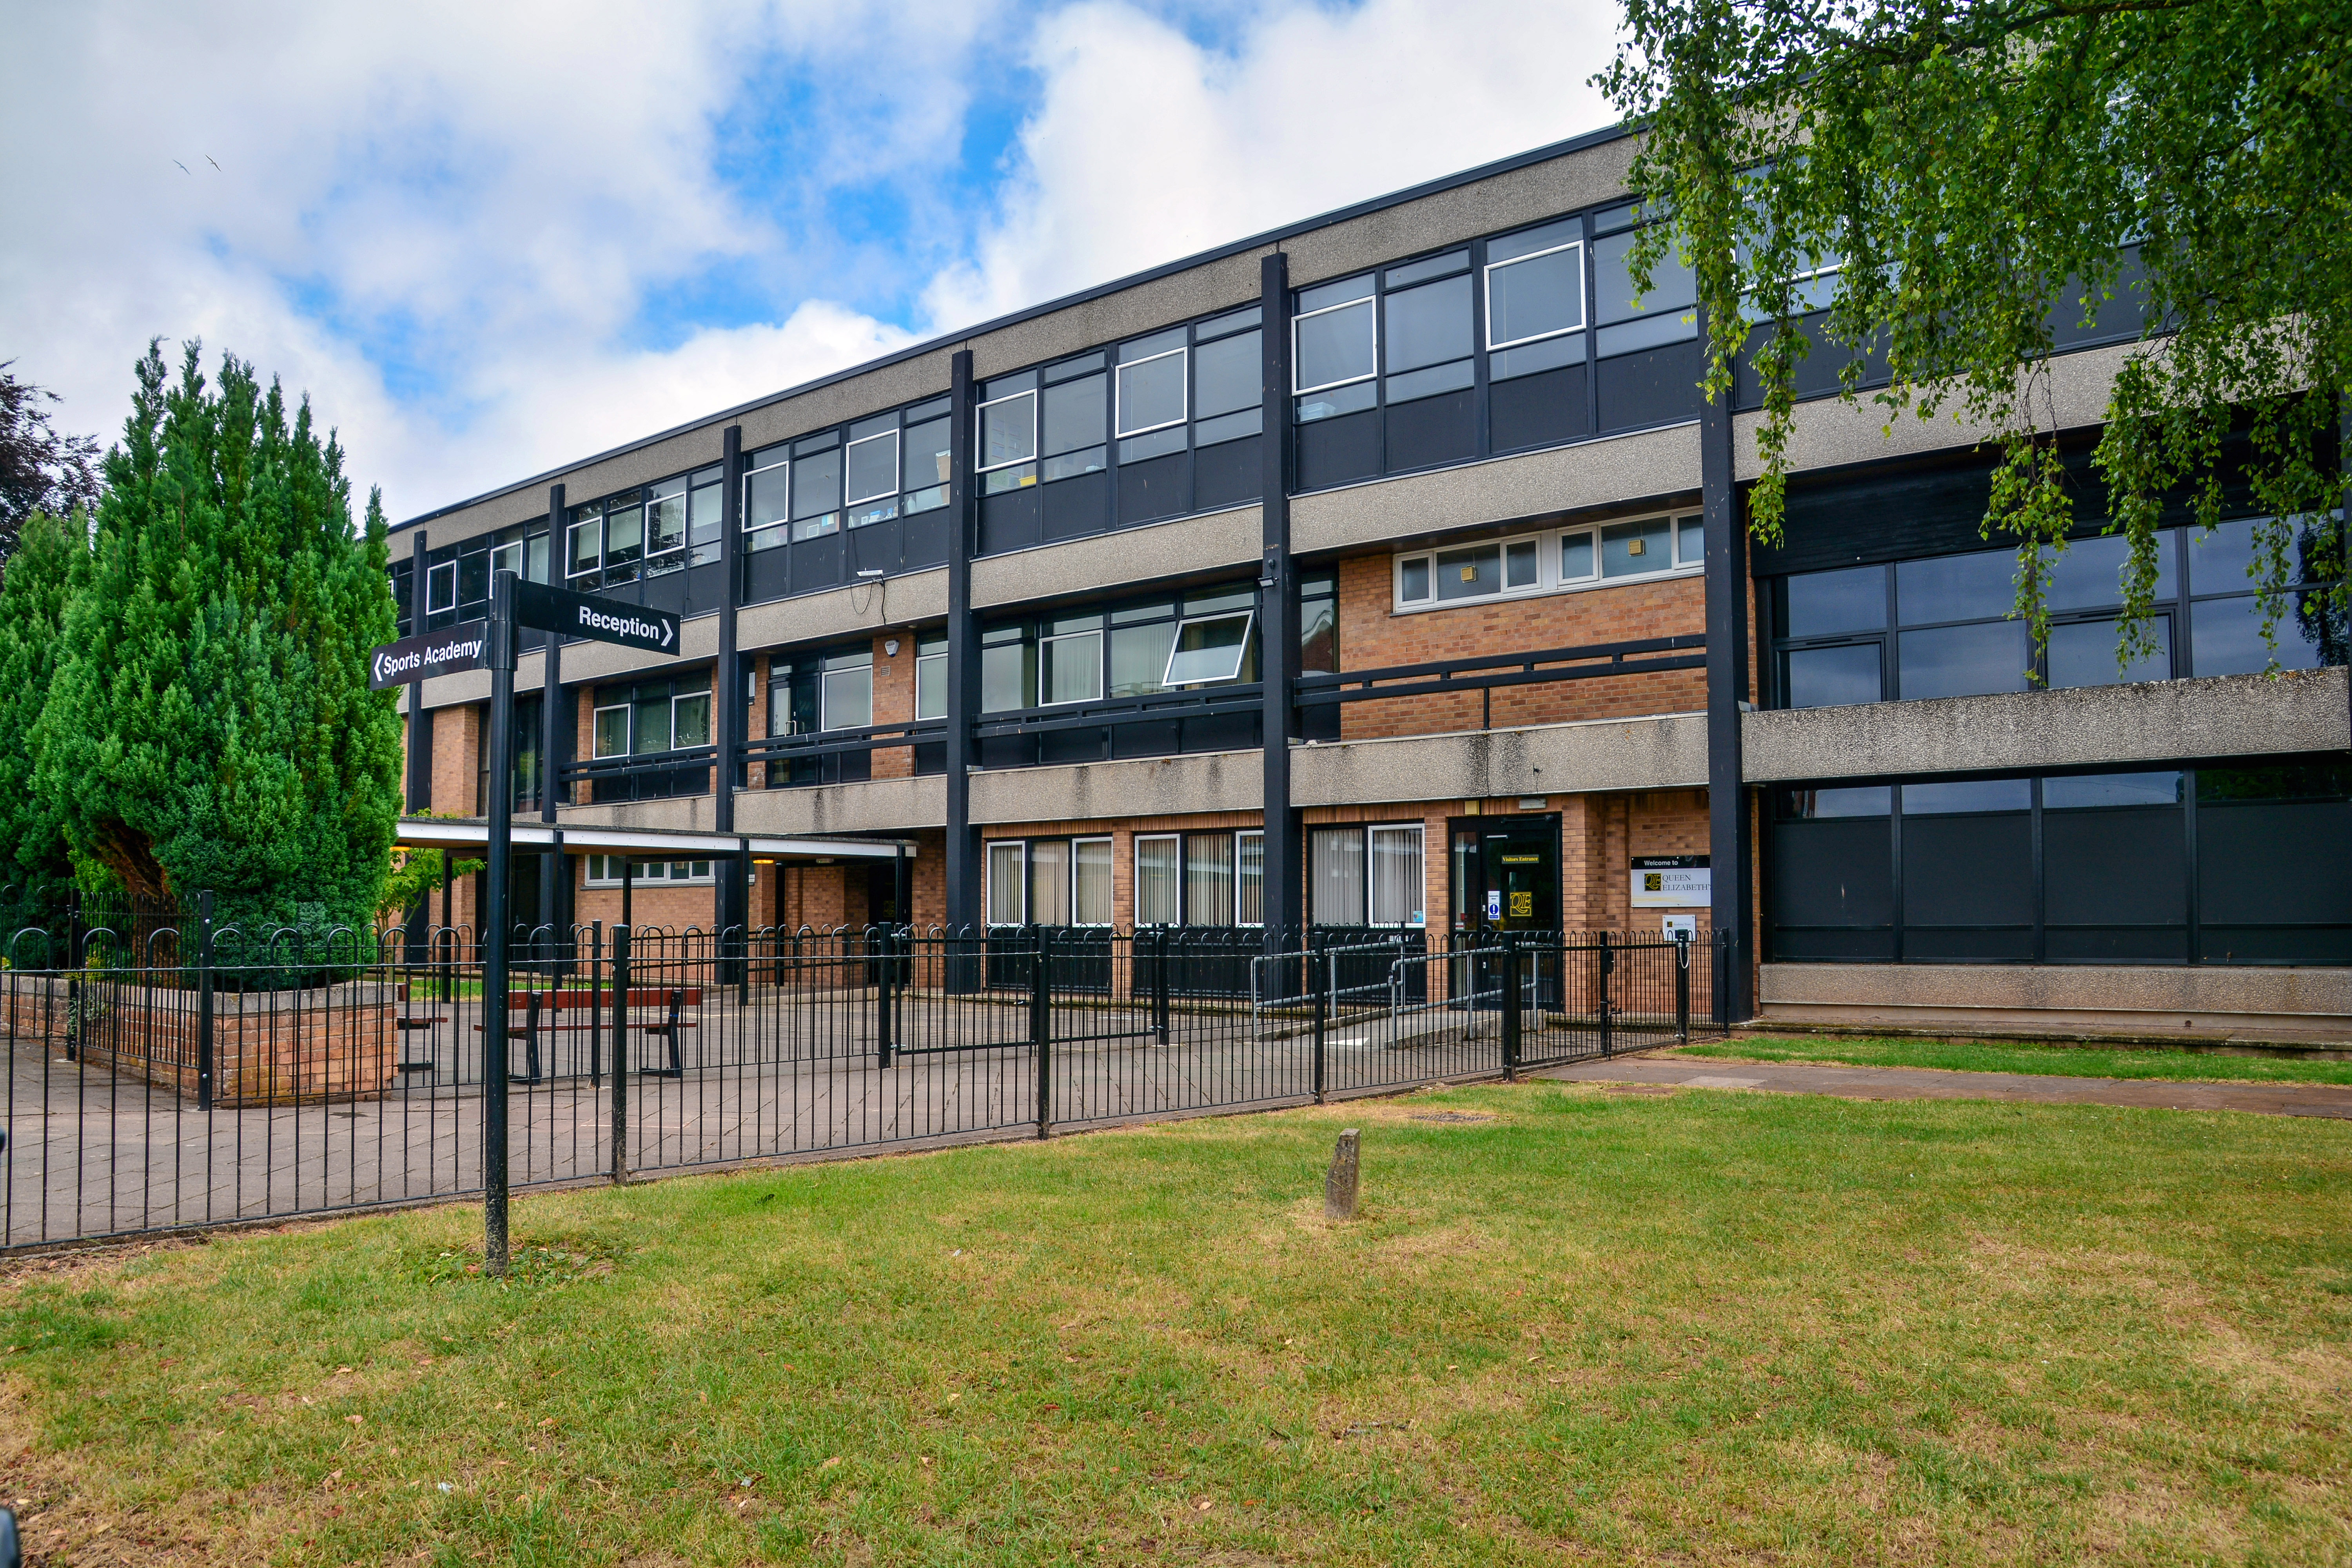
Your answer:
(1258, 253), (1301, 947)
(539, 485), (565, 942)
(715, 425), (748, 938)
(1700, 333), (1754, 1023)
(407, 530), (430, 811)
(944, 349), (982, 933)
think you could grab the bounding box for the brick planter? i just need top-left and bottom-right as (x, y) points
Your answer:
(5, 977), (399, 1106)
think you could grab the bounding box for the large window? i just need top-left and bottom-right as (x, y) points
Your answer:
(1769, 761), (2352, 965)
(1310, 824), (1426, 927)
(1394, 512), (1702, 610)
(588, 677), (713, 802)
(982, 584), (1263, 712)
(742, 395), (953, 556)
(1771, 515), (2346, 709)
(764, 645), (876, 789)
(983, 836), (1120, 927)
(1132, 831), (1263, 927)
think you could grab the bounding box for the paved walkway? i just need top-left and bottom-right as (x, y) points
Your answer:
(1542, 1052), (2352, 1119)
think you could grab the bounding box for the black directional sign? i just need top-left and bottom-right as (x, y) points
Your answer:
(367, 619), (492, 690)
(513, 579), (680, 655)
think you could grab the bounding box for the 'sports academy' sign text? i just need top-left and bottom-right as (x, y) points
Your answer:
(368, 621), (490, 689)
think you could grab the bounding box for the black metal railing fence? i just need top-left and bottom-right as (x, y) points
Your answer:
(0, 911), (1729, 1250)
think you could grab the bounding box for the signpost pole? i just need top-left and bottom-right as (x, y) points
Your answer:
(481, 570), (518, 1278)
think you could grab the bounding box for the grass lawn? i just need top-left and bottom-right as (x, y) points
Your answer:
(1, 1082), (2347, 1566)
(1680, 1034), (2352, 1086)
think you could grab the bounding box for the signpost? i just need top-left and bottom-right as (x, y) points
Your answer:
(367, 620), (492, 690)
(372, 570), (678, 1275)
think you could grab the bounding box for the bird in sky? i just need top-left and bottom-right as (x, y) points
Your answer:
(172, 160), (189, 174)
(206, 155), (220, 171)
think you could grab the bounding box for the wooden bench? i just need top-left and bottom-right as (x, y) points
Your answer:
(475, 988), (702, 1082)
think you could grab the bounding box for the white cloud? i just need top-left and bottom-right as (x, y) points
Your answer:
(925, 0), (1622, 327)
(1, 0), (1624, 523)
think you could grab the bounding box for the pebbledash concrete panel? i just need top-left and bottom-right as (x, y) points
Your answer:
(969, 252), (1270, 387)
(737, 568), (950, 652)
(969, 750), (1261, 826)
(559, 796), (720, 835)
(1743, 668), (2349, 782)
(972, 506), (1262, 610)
(1760, 962), (2352, 1037)
(1284, 137), (1637, 289)
(1291, 424), (1702, 557)
(1292, 713), (1708, 806)
(1735, 339), (2140, 480)
(732, 775), (948, 836)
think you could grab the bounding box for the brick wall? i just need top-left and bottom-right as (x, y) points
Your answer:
(1332, 552), (1706, 742)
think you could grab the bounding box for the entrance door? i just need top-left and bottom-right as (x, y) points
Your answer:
(1450, 817), (1561, 936)
(1449, 816), (1561, 1007)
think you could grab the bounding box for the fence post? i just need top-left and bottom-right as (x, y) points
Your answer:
(1599, 935), (1616, 1058)
(64, 891), (80, 1063)
(587, 921), (604, 1086)
(610, 924), (631, 1185)
(1032, 926), (1052, 1140)
(1311, 946), (1328, 1104)
(196, 889), (216, 1111)
(1500, 931), (1521, 1080)
(1153, 927), (1171, 1045)
(875, 925), (895, 1069)
(1675, 930), (1691, 1045)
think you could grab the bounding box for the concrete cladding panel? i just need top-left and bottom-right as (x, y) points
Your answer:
(558, 795), (720, 834)
(738, 568), (949, 653)
(1292, 423), (1700, 555)
(733, 776), (947, 835)
(972, 507), (1261, 609)
(1285, 138), (1638, 287)
(1738, 341), (2137, 480)
(1292, 712), (1707, 806)
(1743, 667), (2350, 782)
(1761, 961), (2352, 1035)
(971, 254), (1269, 383)
(969, 751), (1261, 824)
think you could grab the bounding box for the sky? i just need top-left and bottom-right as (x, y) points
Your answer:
(0, 0), (1621, 524)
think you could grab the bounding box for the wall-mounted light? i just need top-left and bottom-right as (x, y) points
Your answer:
(856, 568), (886, 579)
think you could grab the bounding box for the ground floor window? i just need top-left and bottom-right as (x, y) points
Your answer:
(986, 837), (1117, 926)
(583, 856), (752, 887)
(1310, 824), (1426, 927)
(1134, 831), (1263, 927)
(1768, 759), (2352, 965)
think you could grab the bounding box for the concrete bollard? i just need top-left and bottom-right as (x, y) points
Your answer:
(1325, 1128), (1360, 1221)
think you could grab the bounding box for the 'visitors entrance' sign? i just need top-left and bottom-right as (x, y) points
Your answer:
(512, 579), (680, 654)
(367, 620), (491, 689)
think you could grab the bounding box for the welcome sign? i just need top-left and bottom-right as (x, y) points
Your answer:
(367, 620), (491, 689)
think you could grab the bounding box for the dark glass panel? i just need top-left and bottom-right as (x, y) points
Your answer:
(1784, 642), (1883, 708)
(1896, 548), (2015, 624)
(1490, 365), (1586, 453)
(2047, 616), (2171, 688)
(1897, 621), (2029, 699)
(1383, 387), (1475, 472)
(1295, 408), (1379, 491)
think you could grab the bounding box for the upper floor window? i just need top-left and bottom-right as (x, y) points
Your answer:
(767, 646), (874, 737)
(1292, 275), (1377, 411)
(593, 677), (711, 758)
(978, 371), (1038, 495)
(742, 393), (953, 554)
(1393, 511), (1702, 611)
(1592, 201), (1699, 360)
(1769, 513), (2347, 710)
(568, 478), (703, 588)
(980, 583), (1263, 713)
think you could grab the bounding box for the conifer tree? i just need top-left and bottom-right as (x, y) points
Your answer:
(36, 342), (404, 936)
(0, 506), (89, 905)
